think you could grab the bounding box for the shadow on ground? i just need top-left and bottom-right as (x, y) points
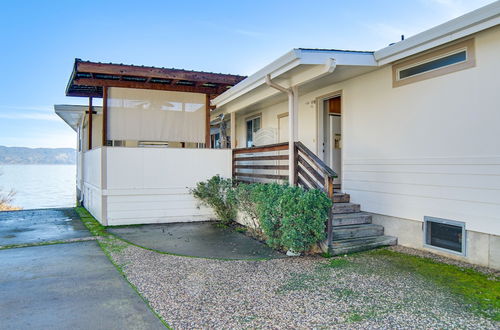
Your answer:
(107, 222), (284, 260)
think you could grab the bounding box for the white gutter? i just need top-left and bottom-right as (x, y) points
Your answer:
(213, 49), (372, 109)
(264, 58), (337, 185)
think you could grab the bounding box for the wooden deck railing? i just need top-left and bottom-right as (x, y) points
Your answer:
(232, 142), (289, 183)
(232, 141), (338, 247)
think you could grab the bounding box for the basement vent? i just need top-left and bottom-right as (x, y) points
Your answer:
(424, 216), (466, 255)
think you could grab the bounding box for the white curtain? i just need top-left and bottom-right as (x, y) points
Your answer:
(108, 87), (206, 143)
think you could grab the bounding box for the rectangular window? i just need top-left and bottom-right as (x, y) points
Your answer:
(398, 50), (467, 80)
(424, 216), (466, 255)
(246, 116), (261, 148)
(393, 38), (475, 87)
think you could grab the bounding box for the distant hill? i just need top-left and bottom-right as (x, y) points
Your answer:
(0, 146), (76, 165)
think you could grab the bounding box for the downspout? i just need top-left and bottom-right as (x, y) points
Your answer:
(265, 75), (297, 185)
(264, 57), (337, 186)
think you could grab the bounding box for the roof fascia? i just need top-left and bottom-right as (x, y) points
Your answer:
(375, 1), (500, 65)
(212, 49), (376, 108)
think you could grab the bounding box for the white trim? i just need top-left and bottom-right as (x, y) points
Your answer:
(396, 47), (468, 81)
(212, 49), (376, 108)
(375, 1), (500, 65)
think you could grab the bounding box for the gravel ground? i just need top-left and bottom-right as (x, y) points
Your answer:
(106, 240), (499, 329)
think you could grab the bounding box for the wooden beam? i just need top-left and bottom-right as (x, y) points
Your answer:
(234, 155), (288, 162)
(76, 61), (245, 85)
(235, 164), (288, 170)
(233, 142), (288, 154)
(234, 172), (288, 180)
(73, 78), (227, 96)
(88, 97), (92, 150)
(102, 87), (108, 146)
(205, 94), (211, 148)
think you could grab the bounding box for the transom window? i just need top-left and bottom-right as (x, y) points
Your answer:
(246, 115), (261, 148)
(393, 38), (475, 87)
(398, 50), (467, 80)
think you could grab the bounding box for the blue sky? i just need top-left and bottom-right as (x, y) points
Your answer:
(0, 0), (493, 148)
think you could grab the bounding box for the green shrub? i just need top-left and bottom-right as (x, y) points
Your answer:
(192, 176), (332, 253)
(191, 175), (237, 224)
(279, 187), (331, 252)
(237, 182), (331, 253)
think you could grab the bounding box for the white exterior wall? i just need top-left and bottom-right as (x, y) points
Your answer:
(341, 27), (500, 237)
(82, 148), (104, 222)
(233, 26), (500, 238)
(103, 147), (232, 225)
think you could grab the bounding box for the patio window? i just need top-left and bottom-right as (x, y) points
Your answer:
(246, 115), (261, 148)
(424, 216), (466, 255)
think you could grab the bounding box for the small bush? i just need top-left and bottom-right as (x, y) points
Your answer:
(191, 175), (237, 225)
(238, 182), (331, 253)
(192, 176), (332, 253)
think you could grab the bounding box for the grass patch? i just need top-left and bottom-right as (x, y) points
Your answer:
(100, 239), (128, 254)
(328, 258), (350, 268)
(368, 248), (500, 320)
(0, 238), (94, 250)
(75, 207), (108, 237)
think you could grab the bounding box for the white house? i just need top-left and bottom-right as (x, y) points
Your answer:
(209, 2), (500, 268)
(56, 2), (500, 268)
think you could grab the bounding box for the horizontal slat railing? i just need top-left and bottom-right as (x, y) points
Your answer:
(232, 141), (339, 249)
(232, 142), (289, 184)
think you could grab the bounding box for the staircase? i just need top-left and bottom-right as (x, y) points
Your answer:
(329, 193), (397, 255)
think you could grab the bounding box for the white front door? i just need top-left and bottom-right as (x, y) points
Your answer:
(321, 96), (341, 186)
(329, 115), (341, 184)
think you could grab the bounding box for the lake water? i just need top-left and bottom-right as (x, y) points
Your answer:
(0, 165), (76, 210)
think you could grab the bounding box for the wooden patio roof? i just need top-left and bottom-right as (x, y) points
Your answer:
(66, 59), (246, 98)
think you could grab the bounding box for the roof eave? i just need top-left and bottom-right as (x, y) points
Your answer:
(212, 49), (376, 108)
(374, 1), (500, 65)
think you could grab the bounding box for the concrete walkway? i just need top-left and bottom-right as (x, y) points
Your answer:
(0, 208), (90, 246)
(108, 222), (283, 259)
(0, 208), (166, 329)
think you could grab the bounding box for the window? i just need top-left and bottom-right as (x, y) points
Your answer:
(246, 115), (261, 148)
(424, 216), (466, 255)
(398, 50), (466, 80)
(393, 38), (475, 87)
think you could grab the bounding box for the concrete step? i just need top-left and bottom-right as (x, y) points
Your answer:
(332, 224), (384, 240)
(332, 202), (361, 214)
(333, 193), (350, 203)
(329, 235), (398, 256)
(332, 212), (372, 226)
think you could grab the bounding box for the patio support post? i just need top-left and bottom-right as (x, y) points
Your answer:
(205, 94), (211, 148)
(102, 87), (108, 147)
(230, 112), (236, 149)
(265, 75), (298, 185)
(88, 97), (92, 150)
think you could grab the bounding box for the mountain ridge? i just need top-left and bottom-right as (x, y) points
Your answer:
(0, 146), (76, 165)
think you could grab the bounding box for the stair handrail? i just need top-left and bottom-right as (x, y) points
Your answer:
(294, 141), (337, 249)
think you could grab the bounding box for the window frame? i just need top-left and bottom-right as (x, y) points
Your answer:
(392, 38), (475, 88)
(423, 216), (467, 256)
(245, 113), (262, 148)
